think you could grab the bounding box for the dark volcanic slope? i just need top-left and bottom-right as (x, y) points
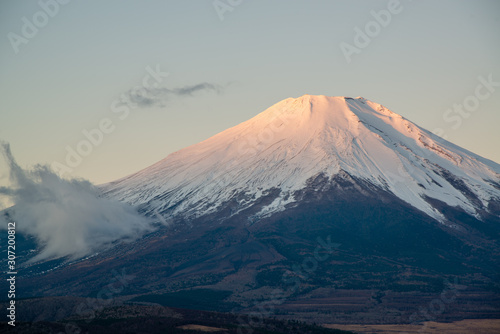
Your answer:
(14, 172), (500, 323)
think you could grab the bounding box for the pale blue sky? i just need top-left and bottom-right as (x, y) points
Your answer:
(1, 0), (499, 184)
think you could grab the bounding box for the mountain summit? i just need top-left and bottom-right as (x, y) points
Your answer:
(103, 95), (500, 223)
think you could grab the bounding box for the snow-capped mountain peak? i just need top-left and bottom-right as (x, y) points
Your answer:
(102, 95), (500, 223)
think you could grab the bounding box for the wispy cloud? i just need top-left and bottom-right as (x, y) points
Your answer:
(0, 142), (154, 262)
(125, 82), (223, 108)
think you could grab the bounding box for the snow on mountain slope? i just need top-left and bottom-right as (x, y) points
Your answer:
(101, 95), (500, 223)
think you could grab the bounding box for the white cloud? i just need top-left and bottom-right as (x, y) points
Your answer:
(0, 142), (154, 262)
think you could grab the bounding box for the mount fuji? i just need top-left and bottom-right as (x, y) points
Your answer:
(16, 95), (500, 324)
(103, 95), (500, 224)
